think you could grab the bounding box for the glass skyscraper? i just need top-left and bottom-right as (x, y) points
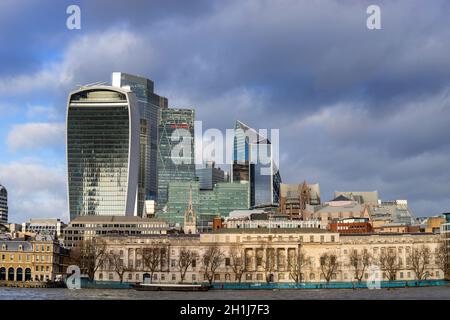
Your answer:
(157, 108), (196, 210)
(0, 184), (7, 224)
(66, 86), (140, 220)
(232, 120), (281, 208)
(112, 72), (168, 216)
(164, 181), (249, 226)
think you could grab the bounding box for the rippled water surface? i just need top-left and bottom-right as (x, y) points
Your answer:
(0, 286), (449, 300)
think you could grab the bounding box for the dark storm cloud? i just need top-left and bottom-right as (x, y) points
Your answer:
(1, 0), (450, 217)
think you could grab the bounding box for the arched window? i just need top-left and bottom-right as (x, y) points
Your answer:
(16, 268), (23, 281)
(25, 268), (32, 281)
(0, 267), (6, 281)
(7, 267), (14, 281)
(310, 273), (315, 281)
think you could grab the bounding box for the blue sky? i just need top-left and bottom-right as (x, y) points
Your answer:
(1, 0), (450, 223)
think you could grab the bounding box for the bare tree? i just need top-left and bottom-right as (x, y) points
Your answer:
(262, 246), (277, 283)
(142, 247), (162, 283)
(436, 241), (450, 280)
(202, 245), (225, 285)
(107, 250), (133, 283)
(70, 238), (108, 281)
(408, 245), (431, 281)
(378, 248), (401, 281)
(177, 248), (198, 283)
(229, 245), (245, 283)
(349, 249), (372, 282)
(319, 253), (338, 283)
(288, 245), (310, 283)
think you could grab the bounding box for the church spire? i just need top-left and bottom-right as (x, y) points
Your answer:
(183, 182), (197, 234)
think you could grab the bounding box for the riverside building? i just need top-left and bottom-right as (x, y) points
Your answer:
(94, 229), (444, 284)
(0, 234), (69, 282)
(62, 215), (169, 247)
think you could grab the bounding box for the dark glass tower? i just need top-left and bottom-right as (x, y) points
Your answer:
(112, 72), (168, 216)
(66, 86), (140, 220)
(0, 184), (7, 224)
(232, 120), (281, 207)
(157, 108), (195, 210)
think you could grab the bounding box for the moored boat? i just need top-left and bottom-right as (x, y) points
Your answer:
(133, 283), (211, 292)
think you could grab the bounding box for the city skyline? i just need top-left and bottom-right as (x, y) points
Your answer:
(1, 0), (450, 222)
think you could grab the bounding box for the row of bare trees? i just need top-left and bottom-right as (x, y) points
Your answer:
(69, 239), (450, 283)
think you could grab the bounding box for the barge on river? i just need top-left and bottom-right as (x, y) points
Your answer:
(133, 283), (211, 292)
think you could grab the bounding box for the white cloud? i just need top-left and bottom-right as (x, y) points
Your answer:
(26, 104), (60, 121)
(6, 122), (65, 151)
(0, 161), (68, 223)
(0, 29), (149, 95)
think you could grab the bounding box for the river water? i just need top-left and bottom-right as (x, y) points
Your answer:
(0, 286), (449, 300)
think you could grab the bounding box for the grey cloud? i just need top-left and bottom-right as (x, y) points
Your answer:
(1, 0), (450, 217)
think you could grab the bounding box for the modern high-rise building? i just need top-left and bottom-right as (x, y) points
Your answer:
(66, 85), (140, 220)
(0, 184), (8, 224)
(157, 108), (196, 210)
(112, 72), (168, 216)
(231, 120), (281, 208)
(163, 181), (249, 226)
(196, 161), (225, 190)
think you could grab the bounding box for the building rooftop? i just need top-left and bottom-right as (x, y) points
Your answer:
(210, 228), (331, 234)
(340, 232), (436, 237)
(69, 215), (167, 223)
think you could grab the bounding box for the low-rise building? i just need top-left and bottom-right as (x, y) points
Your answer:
(0, 234), (69, 282)
(279, 182), (321, 217)
(441, 213), (450, 250)
(22, 218), (67, 238)
(303, 195), (371, 228)
(329, 218), (373, 234)
(63, 216), (169, 247)
(224, 212), (320, 229)
(374, 223), (420, 234)
(417, 216), (446, 234)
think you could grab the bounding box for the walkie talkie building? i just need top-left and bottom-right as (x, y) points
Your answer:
(66, 86), (140, 220)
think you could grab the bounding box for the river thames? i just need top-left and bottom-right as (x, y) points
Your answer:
(0, 286), (449, 300)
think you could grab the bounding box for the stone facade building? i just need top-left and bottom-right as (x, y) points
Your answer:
(94, 229), (444, 284)
(0, 235), (69, 282)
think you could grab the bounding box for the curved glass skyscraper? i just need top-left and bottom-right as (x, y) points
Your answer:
(66, 86), (140, 220)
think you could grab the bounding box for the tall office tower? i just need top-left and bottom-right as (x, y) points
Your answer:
(66, 86), (140, 220)
(196, 161), (225, 190)
(232, 120), (281, 208)
(112, 72), (168, 217)
(157, 108), (195, 210)
(0, 184), (8, 224)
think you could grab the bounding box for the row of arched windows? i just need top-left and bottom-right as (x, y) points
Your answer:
(0, 267), (32, 281)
